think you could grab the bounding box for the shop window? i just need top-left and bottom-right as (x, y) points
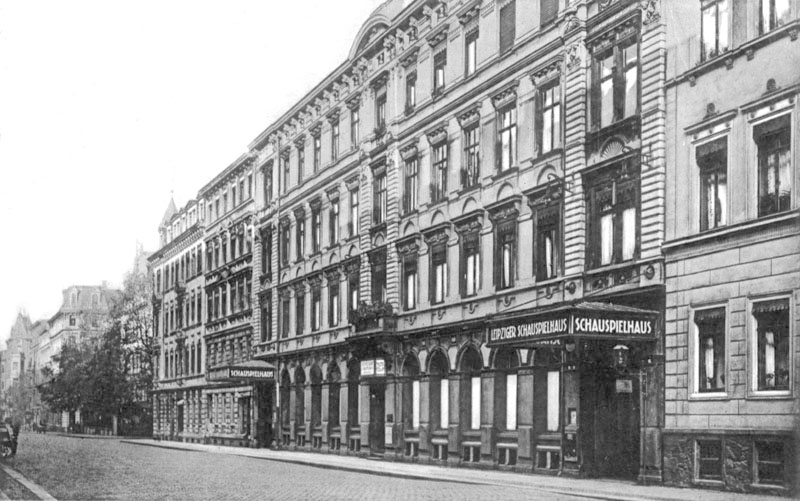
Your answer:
(402, 253), (417, 311)
(401, 355), (421, 430)
(536, 79), (561, 156)
(755, 114), (791, 217)
(328, 365), (341, 430)
(697, 137), (728, 231)
(403, 157), (418, 214)
(280, 371), (291, 427)
(497, 105), (517, 172)
(546, 370), (560, 432)
(347, 360), (360, 428)
(460, 347), (482, 431)
(429, 350), (450, 431)
(585, 160), (640, 268)
(494, 348), (519, 432)
(465, 28), (478, 77)
(294, 368), (306, 429)
(430, 241), (447, 305)
(431, 141), (448, 203)
(759, 0), (790, 35)
(694, 307), (726, 394)
(696, 439), (723, 481)
(310, 365), (322, 429)
(433, 48), (446, 98)
(755, 440), (787, 486)
(462, 123), (480, 189)
(499, 0), (516, 54)
(592, 35), (639, 129)
(752, 298), (790, 392)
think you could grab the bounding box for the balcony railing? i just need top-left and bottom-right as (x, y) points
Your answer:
(349, 301), (395, 332)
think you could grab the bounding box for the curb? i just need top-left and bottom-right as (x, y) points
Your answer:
(0, 462), (57, 501)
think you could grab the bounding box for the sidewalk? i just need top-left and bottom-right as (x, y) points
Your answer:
(121, 439), (786, 501)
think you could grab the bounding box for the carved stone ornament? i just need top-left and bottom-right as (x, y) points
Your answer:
(370, 70), (389, 90)
(531, 56), (563, 87)
(325, 186), (340, 201)
(324, 267), (340, 283)
(457, 104), (481, 127)
(291, 280), (306, 294)
(279, 217), (291, 229)
(563, 14), (581, 35)
(396, 236), (420, 255)
(345, 175), (360, 191)
(423, 228), (448, 246)
(491, 82), (518, 110)
(309, 197), (322, 211)
(310, 122), (322, 137)
(566, 43), (582, 72)
(368, 247), (387, 266)
(457, 0), (481, 26)
(293, 206), (305, 219)
(641, 0), (661, 26)
(278, 287), (291, 299)
(294, 134), (306, 149)
(488, 204), (519, 223)
(400, 141), (418, 160)
(426, 23), (449, 47)
(346, 93), (361, 111)
(326, 108), (340, 124)
(308, 273), (323, 288)
(426, 124), (448, 145)
(343, 256), (361, 275)
(399, 46), (420, 68)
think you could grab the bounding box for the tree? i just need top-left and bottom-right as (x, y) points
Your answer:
(39, 341), (94, 416)
(112, 269), (155, 402)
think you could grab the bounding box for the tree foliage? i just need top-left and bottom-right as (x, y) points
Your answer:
(112, 269), (155, 401)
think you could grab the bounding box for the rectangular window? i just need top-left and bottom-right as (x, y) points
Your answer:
(440, 380), (449, 429)
(405, 72), (416, 113)
(412, 380), (421, 429)
(311, 208), (321, 254)
(536, 79), (561, 156)
(295, 290), (305, 336)
(752, 298), (790, 392)
(494, 218), (516, 290)
(279, 223), (290, 268)
(313, 134), (321, 172)
(265, 161), (273, 204)
(296, 217), (305, 261)
(497, 106), (517, 172)
(470, 376), (481, 430)
(231, 185), (237, 208)
(499, 0), (516, 54)
(351, 107), (360, 147)
(261, 295), (272, 342)
(697, 440), (722, 480)
(702, 0), (730, 61)
(697, 138), (728, 231)
(460, 232), (481, 297)
(465, 29), (478, 77)
(311, 286), (321, 332)
(506, 373), (517, 431)
(587, 162), (639, 268)
(462, 124), (480, 189)
(376, 87), (387, 131)
(755, 114), (792, 217)
(349, 189), (359, 237)
(371, 255), (387, 304)
(755, 441), (787, 486)
(541, 0), (558, 26)
(403, 157), (418, 214)
(373, 171), (387, 224)
(247, 172), (252, 199)
(694, 307), (726, 393)
(546, 370), (559, 432)
(760, 0), (791, 34)
(280, 294), (290, 338)
(432, 142), (448, 202)
(331, 121), (340, 161)
(431, 243), (447, 304)
(433, 49), (447, 97)
(297, 145), (305, 181)
(402, 254), (417, 311)
(281, 153), (290, 193)
(593, 38), (639, 129)
(329, 278), (340, 327)
(348, 273), (360, 316)
(329, 199), (340, 246)
(534, 201), (560, 281)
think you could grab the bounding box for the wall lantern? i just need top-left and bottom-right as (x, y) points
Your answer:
(613, 344), (630, 369)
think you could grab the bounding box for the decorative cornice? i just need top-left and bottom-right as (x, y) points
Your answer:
(530, 55), (563, 86)
(370, 70), (390, 90)
(457, 0), (481, 26)
(452, 209), (484, 234)
(367, 246), (387, 266)
(307, 273), (323, 288)
(326, 108), (340, 124)
(400, 139), (419, 160)
(456, 103), (481, 127)
(323, 266), (340, 283)
(345, 175), (360, 191)
(425, 123), (448, 145)
(421, 222), (450, 246)
(395, 234), (420, 255)
(309, 122), (322, 137)
(309, 197), (322, 211)
(343, 256), (361, 275)
(487, 197), (520, 222)
(426, 22), (449, 47)
(325, 186), (340, 201)
(491, 81), (518, 110)
(399, 46), (420, 68)
(293, 134), (306, 149)
(293, 205), (305, 219)
(345, 92), (361, 111)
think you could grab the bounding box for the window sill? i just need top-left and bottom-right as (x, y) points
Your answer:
(689, 392), (728, 401)
(585, 260), (638, 275)
(693, 479), (724, 487)
(457, 184), (481, 197)
(491, 166), (519, 183)
(747, 390), (792, 400)
(534, 148), (563, 165)
(400, 209), (419, 219)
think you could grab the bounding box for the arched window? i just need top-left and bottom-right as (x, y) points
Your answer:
(533, 348), (561, 434)
(328, 364), (342, 432)
(280, 370), (291, 427)
(459, 346), (483, 430)
(428, 350), (449, 430)
(310, 365), (323, 429)
(401, 354), (420, 429)
(294, 367), (306, 431)
(493, 348), (520, 431)
(347, 359), (360, 428)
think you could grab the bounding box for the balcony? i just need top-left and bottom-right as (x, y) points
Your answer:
(349, 301), (396, 333)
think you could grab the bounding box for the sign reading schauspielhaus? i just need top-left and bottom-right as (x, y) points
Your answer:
(487, 302), (657, 347)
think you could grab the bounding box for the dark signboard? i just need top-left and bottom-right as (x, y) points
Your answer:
(208, 366), (275, 382)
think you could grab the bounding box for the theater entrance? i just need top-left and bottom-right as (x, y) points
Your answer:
(368, 382), (385, 455)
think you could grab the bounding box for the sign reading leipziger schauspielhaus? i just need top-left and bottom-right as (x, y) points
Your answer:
(207, 366), (275, 381)
(487, 307), (656, 347)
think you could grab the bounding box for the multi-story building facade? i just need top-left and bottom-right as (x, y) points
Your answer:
(248, 0), (667, 480)
(663, 1), (798, 494)
(150, 198), (208, 441)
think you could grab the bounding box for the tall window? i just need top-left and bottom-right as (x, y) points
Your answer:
(756, 115), (791, 217)
(403, 157), (418, 214)
(586, 161), (639, 268)
(311, 207), (321, 254)
(295, 288), (305, 336)
(348, 271), (360, 315)
(311, 284), (321, 332)
(328, 276), (340, 327)
(265, 161), (274, 204)
(349, 189), (359, 237)
(497, 106), (517, 172)
(462, 124), (480, 188)
(370, 250), (387, 304)
(313, 134), (321, 172)
(376, 87), (387, 131)
(537, 80), (561, 156)
(405, 72), (416, 113)
(280, 293), (290, 338)
(494, 349), (519, 431)
(329, 199), (340, 246)
(373, 171), (387, 224)
(460, 231), (481, 297)
(465, 29), (478, 77)
(430, 241), (447, 304)
(431, 142), (448, 202)
(532, 194), (561, 281)
(694, 307), (726, 393)
(260, 294), (272, 342)
(752, 298), (790, 392)
(297, 144), (305, 182)
(261, 230), (272, 279)
(295, 216), (305, 261)
(499, 0), (516, 54)
(593, 37), (639, 129)
(760, 0), (791, 34)
(281, 152), (290, 193)
(697, 137), (728, 231)
(541, 0), (558, 25)
(433, 49), (447, 97)
(701, 0), (729, 61)
(492, 209), (517, 290)
(402, 253), (417, 311)
(331, 120), (340, 161)
(351, 107), (360, 147)
(279, 222), (290, 268)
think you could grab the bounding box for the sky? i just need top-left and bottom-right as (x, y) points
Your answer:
(0, 0), (383, 347)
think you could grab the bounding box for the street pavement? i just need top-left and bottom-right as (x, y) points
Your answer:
(0, 432), (789, 500)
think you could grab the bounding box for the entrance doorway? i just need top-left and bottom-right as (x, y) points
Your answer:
(255, 382), (273, 447)
(368, 383), (385, 455)
(177, 404), (184, 434)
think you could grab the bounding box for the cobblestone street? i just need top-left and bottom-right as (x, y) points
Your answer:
(2, 433), (586, 500)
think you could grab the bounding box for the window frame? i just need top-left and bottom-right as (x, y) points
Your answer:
(433, 48), (447, 97)
(530, 189), (562, 282)
(403, 157), (418, 214)
(462, 123), (480, 189)
(373, 170), (387, 225)
(295, 288), (305, 336)
(331, 120), (340, 162)
(464, 28), (479, 78)
(431, 141), (448, 203)
(351, 107), (360, 147)
(591, 34), (640, 130)
(405, 71), (417, 113)
(295, 215), (305, 262)
(401, 253), (418, 311)
(748, 296), (792, 398)
(328, 276), (340, 327)
(430, 240), (448, 305)
(311, 206), (322, 254)
(700, 0), (729, 62)
(329, 199), (340, 247)
(459, 230), (481, 298)
(536, 79), (562, 157)
(759, 0), (792, 35)
(499, 0), (516, 54)
(695, 438), (724, 482)
(497, 105), (517, 172)
(349, 188), (359, 238)
(696, 135), (729, 231)
(691, 305), (728, 399)
(754, 113), (792, 219)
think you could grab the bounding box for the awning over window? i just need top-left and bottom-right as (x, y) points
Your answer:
(486, 301), (658, 347)
(694, 307), (725, 324)
(207, 359), (276, 382)
(752, 298), (789, 315)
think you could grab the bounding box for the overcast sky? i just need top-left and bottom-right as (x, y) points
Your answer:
(0, 0), (382, 347)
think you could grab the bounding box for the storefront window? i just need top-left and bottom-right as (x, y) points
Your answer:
(429, 350), (449, 431)
(460, 347), (482, 431)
